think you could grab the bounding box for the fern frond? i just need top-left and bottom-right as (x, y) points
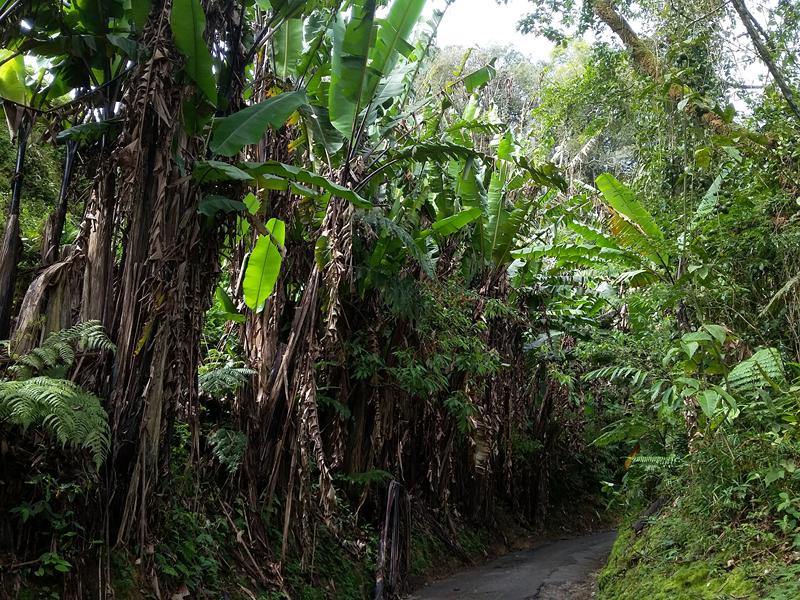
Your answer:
(199, 366), (255, 400)
(9, 320), (115, 379)
(631, 454), (682, 470)
(727, 348), (785, 395)
(57, 320), (117, 353)
(0, 377), (110, 468)
(585, 365), (650, 388)
(209, 428), (247, 473)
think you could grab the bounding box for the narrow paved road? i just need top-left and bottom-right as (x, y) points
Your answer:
(407, 530), (616, 600)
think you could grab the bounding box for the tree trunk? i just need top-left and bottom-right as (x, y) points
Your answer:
(102, 0), (225, 548)
(592, 0), (730, 133)
(41, 140), (78, 266)
(729, 0), (800, 120)
(0, 113), (31, 339)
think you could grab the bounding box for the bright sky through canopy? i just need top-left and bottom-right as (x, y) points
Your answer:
(427, 0), (555, 61)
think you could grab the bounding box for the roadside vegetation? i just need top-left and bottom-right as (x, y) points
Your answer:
(0, 0), (799, 598)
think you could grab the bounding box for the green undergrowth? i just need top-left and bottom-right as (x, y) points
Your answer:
(409, 520), (494, 580)
(599, 435), (800, 599)
(102, 496), (376, 600)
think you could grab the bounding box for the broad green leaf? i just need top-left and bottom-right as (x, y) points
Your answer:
(243, 218), (286, 312)
(369, 0), (426, 86)
(702, 324), (727, 345)
(596, 173), (663, 241)
(682, 331), (713, 343)
(193, 161), (254, 182)
(764, 468), (785, 486)
(690, 170), (727, 231)
(214, 287), (245, 322)
(198, 195), (246, 217)
(243, 161), (370, 208)
(596, 173), (666, 266)
(489, 178), (549, 265)
(243, 192), (261, 215)
(75, 0), (123, 32)
(463, 59), (497, 93)
(299, 104), (345, 157)
(273, 18), (303, 79)
(128, 0), (152, 27)
(0, 51), (28, 104)
(697, 389), (719, 418)
(106, 34), (138, 58)
(328, 0), (376, 137)
(485, 162), (510, 261)
(210, 91), (307, 156)
(56, 120), (118, 145)
(261, 0), (306, 20)
(171, 0), (217, 103)
(315, 235), (330, 269)
(496, 131), (514, 160)
(566, 220), (621, 249)
(453, 157), (484, 209)
(431, 207), (482, 236)
(215, 286), (238, 314)
(616, 269), (659, 287)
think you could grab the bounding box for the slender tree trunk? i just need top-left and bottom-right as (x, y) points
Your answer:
(0, 113), (31, 339)
(41, 140), (78, 265)
(592, 0), (730, 133)
(729, 0), (800, 120)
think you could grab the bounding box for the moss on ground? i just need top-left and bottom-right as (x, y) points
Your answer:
(600, 505), (800, 599)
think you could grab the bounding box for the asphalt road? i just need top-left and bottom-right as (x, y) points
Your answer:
(407, 530), (616, 600)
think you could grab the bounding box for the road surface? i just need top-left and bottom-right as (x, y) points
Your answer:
(407, 530), (616, 600)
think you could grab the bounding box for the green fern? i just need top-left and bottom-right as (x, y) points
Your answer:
(208, 428), (247, 473)
(727, 348), (785, 395)
(1, 321), (114, 468)
(11, 320), (116, 379)
(199, 365), (255, 400)
(631, 454), (683, 472)
(0, 377), (110, 468)
(585, 365), (650, 388)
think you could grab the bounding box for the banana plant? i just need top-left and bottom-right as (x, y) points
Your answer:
(203, 0), (430, 307)
(0, 0), (145, 335)
(519, 174), (673, 290)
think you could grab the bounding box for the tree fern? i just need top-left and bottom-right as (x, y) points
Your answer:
(0, 377), (110, 468)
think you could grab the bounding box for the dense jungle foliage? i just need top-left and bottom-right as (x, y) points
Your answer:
(1, 0), (800, 597)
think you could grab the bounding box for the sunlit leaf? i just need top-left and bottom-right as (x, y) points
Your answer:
(243, 218), (286, 312)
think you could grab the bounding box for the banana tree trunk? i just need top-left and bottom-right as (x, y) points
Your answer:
(101, 0), (231, 549)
